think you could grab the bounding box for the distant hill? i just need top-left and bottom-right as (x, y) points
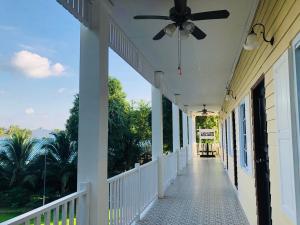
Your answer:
(31, 128), (53, 139)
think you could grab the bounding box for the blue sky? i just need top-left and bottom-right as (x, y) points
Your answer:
(0, 1), (150, 130)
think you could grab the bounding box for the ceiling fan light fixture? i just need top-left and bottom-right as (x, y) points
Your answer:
(164, 24), (177, 37)
(180, 29), (190, 40)
(182, 22), (195, 33)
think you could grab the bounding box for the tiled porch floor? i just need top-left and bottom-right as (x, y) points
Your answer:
(137, 158), (249, 225)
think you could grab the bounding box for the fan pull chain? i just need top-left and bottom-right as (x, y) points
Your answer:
(178, 30), (182, 76)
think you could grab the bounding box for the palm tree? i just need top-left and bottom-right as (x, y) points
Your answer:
(41, 131), (77, 196)
(0, 132), (37, 188)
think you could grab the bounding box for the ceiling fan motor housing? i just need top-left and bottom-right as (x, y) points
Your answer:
(169, 7), (192, 27)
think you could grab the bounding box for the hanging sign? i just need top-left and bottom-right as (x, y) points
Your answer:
(199, 129), (215, 140)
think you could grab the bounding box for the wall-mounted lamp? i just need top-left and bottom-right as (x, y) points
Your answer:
(174, 93), (181, 105)
(225, 87), (236, 101)
(243, 23), (274, 51)
(183, 104), (189, 112)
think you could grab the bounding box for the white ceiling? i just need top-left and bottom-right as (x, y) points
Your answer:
(109, 0), (258, 112)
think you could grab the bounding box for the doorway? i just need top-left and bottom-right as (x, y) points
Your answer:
(231, 111), (238, 189)
(252, 78), (272, 225)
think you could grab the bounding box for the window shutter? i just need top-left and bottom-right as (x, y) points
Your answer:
(274, 50), (296, 221)
(244, 95), (253, 174)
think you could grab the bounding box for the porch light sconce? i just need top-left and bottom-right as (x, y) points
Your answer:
(174, 93), (181, 105)
(154, 71), (164, 89)
(225, 88), (236, 101)
(184, 104), (189, 112)
(243, 23), (274, 51)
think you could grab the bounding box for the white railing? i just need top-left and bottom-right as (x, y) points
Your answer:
(2, 183), (89, 225)
(162, 152), (177, 191)
(139, 160), (158, 211)
(4, 147), (192, 225)
(187, 145), (193, 161)
(177, 147), (187, 172)
(108, 160), (158, 225)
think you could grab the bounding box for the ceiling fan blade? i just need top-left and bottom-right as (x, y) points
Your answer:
(174, 0), (187, 13)
(207, 111), (215, 113)
(153, 29), (166, 40)
(191, 26), (206, 40)
(190, 10), (230, 21)
(134, 15), (170, 20)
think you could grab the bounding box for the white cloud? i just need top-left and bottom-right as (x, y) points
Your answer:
(0, 90), (6, 95)
(11, 50), (65, 78)
(58, 88), (66, 94)
(0, 25), (16, 31)
(52, 63), (65, 75)
(25, 108), (35, 115)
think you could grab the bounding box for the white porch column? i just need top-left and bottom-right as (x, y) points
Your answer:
(182, 112), (188, 147)
(192, 115), (197, 156)
(77, 4), (109, 225)
(172, 103), (180, 153)
(151, 72), (164, 198)
(188, 115), (193, 159)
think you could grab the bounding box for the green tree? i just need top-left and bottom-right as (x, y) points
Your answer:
(0, 132), (37, 188)
(6, 125), (31, 137)
(41, 131), (77, 196)
(66, 94), (79, 143)
(179, 109), (183, 147)
(162, 96), (173, 153)
(0, 127), (5, 136)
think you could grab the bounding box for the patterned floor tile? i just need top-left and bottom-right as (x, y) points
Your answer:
(136, 158), (249, 225)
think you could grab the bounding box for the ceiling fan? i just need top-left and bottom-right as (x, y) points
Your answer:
(133, 0), (230, 40)
(198, 104), (214, 116)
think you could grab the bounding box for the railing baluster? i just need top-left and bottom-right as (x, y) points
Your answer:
(54, 207), (59, 225)
(109, 182), (112, 225)
(62, 203), (67, 225)
(35, 214), (41, 225)
(45, 210), (50, 225)
(76, 197), (80, 225)
(69, 199), (74, 225)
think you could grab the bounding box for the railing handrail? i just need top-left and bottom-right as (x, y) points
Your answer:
(163, 151), (176, 159)
(140, 159), (157, 169)
(108, 159), (158, 183)
(107, 166), (138, 183)
(1, 190), (87, 225)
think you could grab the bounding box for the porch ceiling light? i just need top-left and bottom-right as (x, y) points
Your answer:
(225, 88), (236, 101)
(164, 24), (177, 37)
(184, 104), (189, 112)
(243, 23), (274, 51)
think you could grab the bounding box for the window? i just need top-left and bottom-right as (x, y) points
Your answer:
(227, 116), (233, 156)
(239, 102), (248, 167)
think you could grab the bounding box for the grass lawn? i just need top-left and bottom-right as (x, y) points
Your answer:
(0, 212), (21, 222)
(0, 209), (77, 225)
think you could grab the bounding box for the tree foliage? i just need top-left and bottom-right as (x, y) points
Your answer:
(162, 96), (173, 153)
(41, 131), (77, 195)
(65, 94), (79, 143)
(0, 76), (153, 209)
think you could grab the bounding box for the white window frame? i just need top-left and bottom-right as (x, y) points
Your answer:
(285, 33), (300, 225)
(238, 96), (253, 175)
(239, 102), (247, 167)
(274, 48), (299, 223)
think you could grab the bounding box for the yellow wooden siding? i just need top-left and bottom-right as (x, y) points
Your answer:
(219, 0), (300, 224)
